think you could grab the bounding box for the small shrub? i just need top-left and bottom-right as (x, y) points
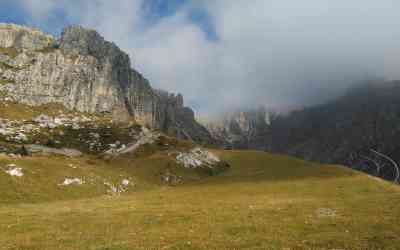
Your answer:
(0, 61), (16, 70)
(35, 47), (58, 54)
(0, 79), (15, 85)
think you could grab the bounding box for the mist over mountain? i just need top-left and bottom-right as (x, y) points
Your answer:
(4, 0), (400, 116)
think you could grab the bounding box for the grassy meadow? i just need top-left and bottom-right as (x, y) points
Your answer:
(0, 150), (399, 249)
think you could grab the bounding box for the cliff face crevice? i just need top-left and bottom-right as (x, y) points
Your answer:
(0, 23), (213, 144)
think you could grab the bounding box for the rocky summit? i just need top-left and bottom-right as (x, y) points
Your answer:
(0, 23), (212, 144)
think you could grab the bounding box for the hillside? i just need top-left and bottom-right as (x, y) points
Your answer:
(267, 80), (400, 182)
(1, 149), (400, 249)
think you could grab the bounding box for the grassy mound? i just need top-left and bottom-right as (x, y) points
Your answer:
(0, 150), (399, 249)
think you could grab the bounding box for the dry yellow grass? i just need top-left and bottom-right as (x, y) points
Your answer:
(0, 150), (399, 249)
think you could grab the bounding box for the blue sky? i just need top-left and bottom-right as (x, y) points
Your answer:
(142, 0), (217, 40)
(0, 0), (217, 40)
(0, 1), (26, 24)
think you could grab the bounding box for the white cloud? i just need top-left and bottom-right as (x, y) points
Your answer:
(16, 0), (400, 115)
(19, 0), (56, 20)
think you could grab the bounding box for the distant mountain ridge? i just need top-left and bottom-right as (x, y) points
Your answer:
(0, 23), (212, 144)
(204, 80), (400, 182)
(204, 107), (269, 150)
(266, 80), (400, 182)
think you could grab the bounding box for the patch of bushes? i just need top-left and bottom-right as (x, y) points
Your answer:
(28, 123), (142, 154)
(35, 47), (58, 54)
(157, 135), (194, 150)
(35, 43), (60, 54)
(0, 61), (16, 70)
(0, 79), (15, 85)
(0, 90), (8, 97)
(205, 161), (231, 176)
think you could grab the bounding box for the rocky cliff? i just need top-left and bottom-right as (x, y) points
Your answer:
(204, 107), (269, 149)
(0, 23), (213, 144)
(267, 80), (400, 182)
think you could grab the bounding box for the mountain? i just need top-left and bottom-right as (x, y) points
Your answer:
(267, 80), (400, 182)
(204, 107), (269, 150)
(204, 79), (400, 183)
(0, 23), (212, 144)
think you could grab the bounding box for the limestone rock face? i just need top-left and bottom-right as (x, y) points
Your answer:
(0, 24), (213, 144)
(154, 90), (212, 143)
(205, 107), (269, 149)
(0, 23), (55, 50)
(2, 49), (125, 113)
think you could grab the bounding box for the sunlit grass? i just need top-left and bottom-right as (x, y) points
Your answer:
(0, 150), (399, 249)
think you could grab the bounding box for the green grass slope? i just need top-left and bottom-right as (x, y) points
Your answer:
(0, 150), (214, 204)
(1, 150), (399, 250)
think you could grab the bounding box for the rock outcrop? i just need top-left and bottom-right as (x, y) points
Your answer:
(0, 24), (213, 144)
(205, 107), (269, 149)
(0, 23), (55, 50)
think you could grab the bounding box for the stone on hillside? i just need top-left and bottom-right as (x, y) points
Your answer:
(4, 164), (23, 177)
(34, 115), (56, 128)
(121, 179), (130, 186)
(316, 208), (337, 218)
(160, 169), (183, 186)
(176, 148), (230, 176)
(14, 132), (27, 142)
(105, 129), (160, 156)
(8, 154), (21, 158)
(176, 148), (220, 169)
(72, 124), (80, 130)
(103, 180), (131, 195)
(60, 178), (84, 186)
(0, 128), (8, 135)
